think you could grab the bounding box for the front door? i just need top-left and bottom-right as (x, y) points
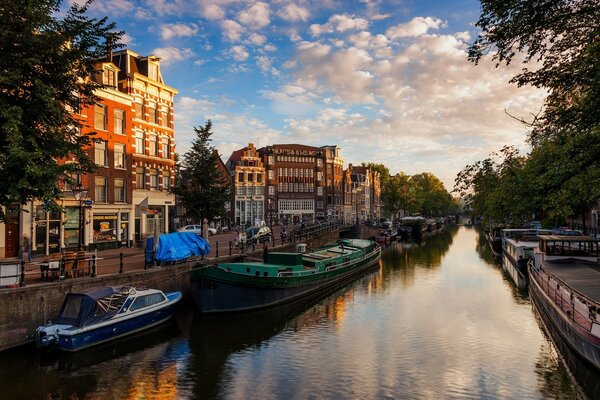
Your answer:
(5, 216), (20, 258)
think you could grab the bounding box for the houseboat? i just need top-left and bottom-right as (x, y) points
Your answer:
(501, 229), (552, 288)
(190, 239), (381, 313)
(528, 235), (600, 369)
(36, 286), (181, 351)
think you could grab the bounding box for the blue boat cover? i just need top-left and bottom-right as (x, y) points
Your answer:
(54, 286), (119, 328)
(154, 232), (211, 262)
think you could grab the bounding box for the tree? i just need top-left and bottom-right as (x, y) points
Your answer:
(469, 1), (600, 143)
(411, 173), (452, 217)
(174, 121), (231, 224)
(0, 0), (122, 221)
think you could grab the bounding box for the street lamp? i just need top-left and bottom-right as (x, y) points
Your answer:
(72, 184), (88, 250)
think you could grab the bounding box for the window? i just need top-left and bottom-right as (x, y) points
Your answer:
(248, 173), (254, 182)
(147, 103), (158, 124)
(148, 135), (157, 156)
(134, 99), (144, 120)
(268, 156), (274, 165)
(257, 174), (263, 183)
(238, 172), (244, 182)
(255, 186), (264, 195)
(269, 186), (274, 195)
(94, 104), (107, 130)
(135, 132), (144, 154)
(114, 178), (125, 203)
(95, 176), (107, 203)
(163, 171), (171, 190)
(268, 170), (274, 179)
(148, 63), (159, 81)
(130, 293), (165, 311)
(317, 158), (322, 166)
(161, 137), (170, 159)
(103, 69), (116, 87)
(114, 109), (125, 135)
(247, 186), (254, 196)
(317, 172), (323, 181)
(64, 173), (81, 192)
(317, 187), (323, 196)
(149, 169), (158, 190)
(95, 140), (107, 166)
(160, 106), (169, 127)
(237, 186), (245, 195)
(114, 143), (125, 169)
(136, 167), (145, 189)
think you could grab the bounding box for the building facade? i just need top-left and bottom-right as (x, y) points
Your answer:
(111, 49), (178, 242)
(259, 144), (326, 224)
(226, 143), (265, 227)
(321, 145), (345, 222)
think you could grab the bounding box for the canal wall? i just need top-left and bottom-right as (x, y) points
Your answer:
(0, 229), (340, 352)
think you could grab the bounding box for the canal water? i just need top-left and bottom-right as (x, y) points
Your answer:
(0, 226), (596, 399)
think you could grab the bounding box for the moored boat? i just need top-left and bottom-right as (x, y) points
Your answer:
(501, 228), (552, 288)
(190, 239), (381, 313)
(528, 235), (600, 369)
(36, 286), (181, 351)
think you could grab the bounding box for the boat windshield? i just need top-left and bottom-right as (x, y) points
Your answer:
(60, 295), (83, 320)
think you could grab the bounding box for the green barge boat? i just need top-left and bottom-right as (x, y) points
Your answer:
(190, 239), (381, 313)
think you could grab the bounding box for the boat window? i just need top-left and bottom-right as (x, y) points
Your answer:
(255, 271), (260, 276)
(263, 271), (268, 277)
(61, 295), (83, 319)
(130, 293), (166, 311)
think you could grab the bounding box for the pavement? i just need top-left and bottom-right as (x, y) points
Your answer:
(17, 224), (297, 286)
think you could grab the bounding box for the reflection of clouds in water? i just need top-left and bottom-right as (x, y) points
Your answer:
(219, 227), (574, 399)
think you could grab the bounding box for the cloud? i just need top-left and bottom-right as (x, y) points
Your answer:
(309, 14), (369, 36)
(151, 47), (196, 65)
(159, 23), (199, 40)
(386, 16), (445, 39)
(277, 4), (310, 22)
(202, 3), (225, 20)
(222, 19), (244, 42)
(256, 55), (271, 73)
(237, 2), (270, 30)
(229, 45), (249, 61)
(371, 13), (391, 21)
(246, 33), (267, 46)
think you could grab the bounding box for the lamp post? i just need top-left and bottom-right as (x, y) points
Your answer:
(72, 185), (88, 251)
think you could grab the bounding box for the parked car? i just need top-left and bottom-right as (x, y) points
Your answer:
(178, 225), (203, 235)
(242, 226), (272, 244)
(178, 225), (217, 236)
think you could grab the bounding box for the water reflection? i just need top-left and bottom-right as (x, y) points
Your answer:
(0, 226), (595, 399)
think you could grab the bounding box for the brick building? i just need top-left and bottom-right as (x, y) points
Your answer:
(321, 145), (345, 222)
(259, 144), (326, 224)
(226, 143), (265, 226)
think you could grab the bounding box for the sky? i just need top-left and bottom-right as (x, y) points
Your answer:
(72, 0), (546, 190)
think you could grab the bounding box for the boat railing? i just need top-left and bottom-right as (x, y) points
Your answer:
(275, 245), (381, 278)
(529, 261), (599, 332)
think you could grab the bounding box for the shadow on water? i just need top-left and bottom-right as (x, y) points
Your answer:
(184, 266), (381, 399)
(475, 227), (530, 305)
(532, 303), (600, 400)
(0, 319), (184, 400)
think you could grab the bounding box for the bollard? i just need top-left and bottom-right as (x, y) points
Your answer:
(20, 260), (25, 287)
(216, 241), (219, 258)
(229, 241), (233, 255)
(91, 254), (97, 277)
(119, 252), (124, 274)
(252, 243), (255, 252)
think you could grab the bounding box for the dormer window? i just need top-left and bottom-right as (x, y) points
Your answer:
(103, 69), (116, 87)
(148, 62), (159, 81)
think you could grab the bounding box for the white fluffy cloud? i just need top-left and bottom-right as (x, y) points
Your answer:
(221, 19), (244, 42)
(277, 4), (310, 22)
(229, 45), (249, 61)
(237, 2), (271, 30)
(309, 14), (369, 36)
(386, 16), (445, 39)
(159, 23), (199, 40)
(152, 47), (196, 65)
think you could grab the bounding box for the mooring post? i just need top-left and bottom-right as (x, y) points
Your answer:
(119, 252), (124, 274)
(216, 241), (219, 257)
(229, 241), (232, 255)
(20, 260), (25, 287)
(91, 254), (97, 277)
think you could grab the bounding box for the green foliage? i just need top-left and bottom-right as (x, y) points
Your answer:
(469, 0), (600, 144)
(0, 0), (122, 220)
(174, 120), (231, 223)
(411, 172), (453, 217)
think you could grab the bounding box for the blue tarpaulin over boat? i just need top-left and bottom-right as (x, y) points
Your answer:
(153, 232), (211, 262)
